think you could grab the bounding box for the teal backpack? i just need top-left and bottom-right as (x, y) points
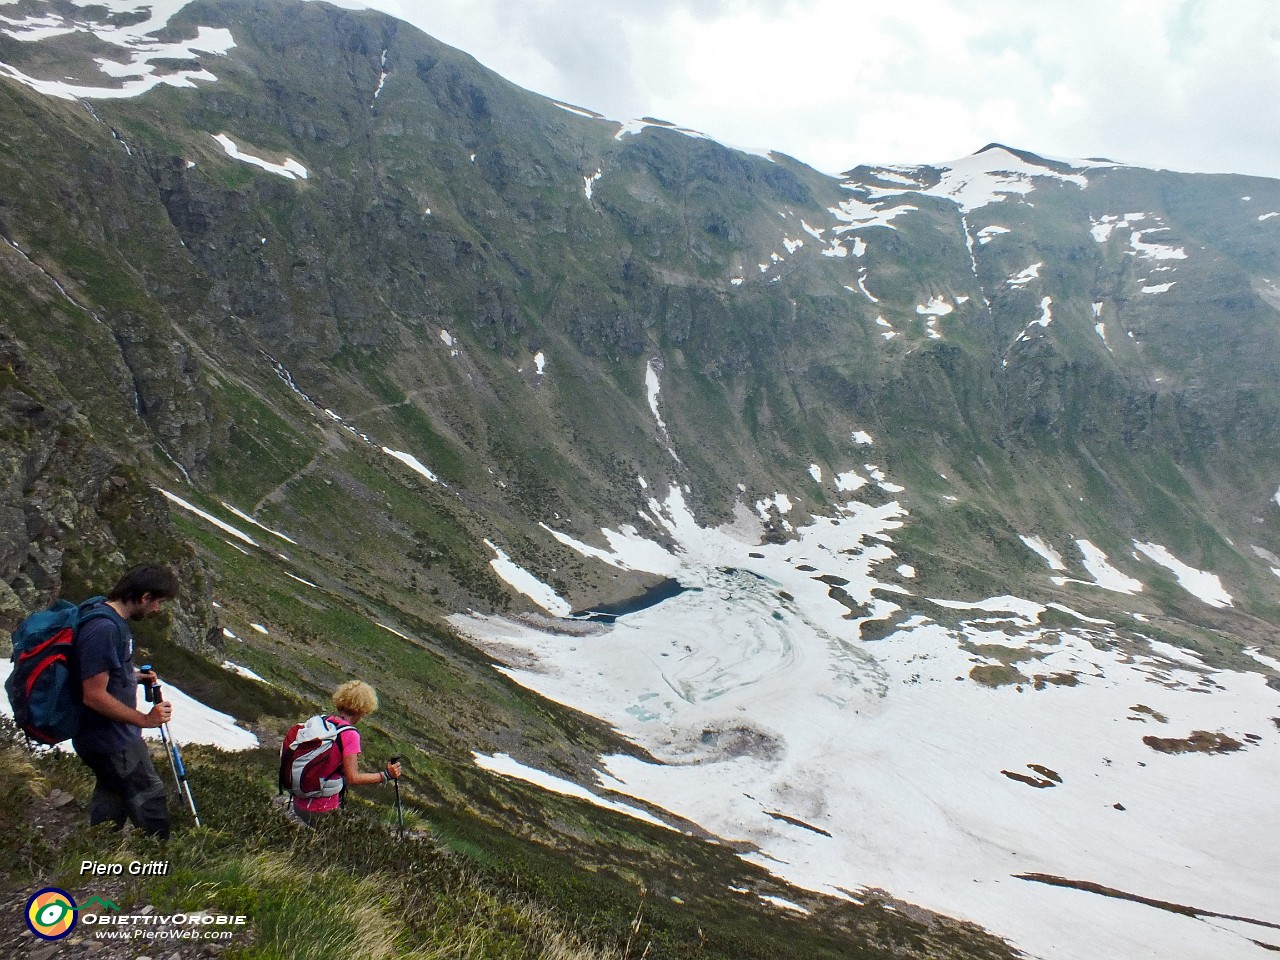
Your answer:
(5, 596), (110, 745)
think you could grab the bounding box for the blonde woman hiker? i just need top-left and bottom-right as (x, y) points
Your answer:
(279, 680), (402, 825)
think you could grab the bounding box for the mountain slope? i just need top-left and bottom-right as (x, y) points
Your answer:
(1, 1), (1279, 958)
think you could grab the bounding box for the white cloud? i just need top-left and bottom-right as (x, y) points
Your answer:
(12, 0), (1263, 179)
(319, 0), (1280, 180)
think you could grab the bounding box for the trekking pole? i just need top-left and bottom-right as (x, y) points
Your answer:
(141, 667), (201, 827)
(389, 755), (404, 839)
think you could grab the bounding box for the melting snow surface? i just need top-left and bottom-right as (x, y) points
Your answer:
(1021, 535), (1067, 571)
(916, 296), (953, 317)
(1142, 281), (1176, 294)
(212, 134), (308, 180)
(0, 1), (233, 100)
(835, 470), (868, 492)
(474, 752), (670, 828)
(484, 539), (571, 616)
(382, 448), (439, 484)
(848, 147), (1097, 218)
(828, 194), (917, 232)
(160, 490), (257, 546)
(1008, 263), (1043, 288)
(220, 502), (297, 544)
(0, 663), (258, 751)
(452, 485), (1280, 960)
(1245, 648), (1280, 672)
(222, 661), (269, 684)
(614, 118), (709, 142)
(855, 269), (879, 302)
(141, 678), (258, 750)
(1054, 539), (1143, 594)
(1133, 542), (1233, 608)
(1129, 228), (1187, 261)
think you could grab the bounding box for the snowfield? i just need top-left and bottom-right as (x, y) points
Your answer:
(1, 662), (258, 752)
(0, 0), (233, 100)
(453, 478), (1280, 960)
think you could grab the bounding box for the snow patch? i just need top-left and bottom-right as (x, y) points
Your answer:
(143, 678), (257, 750)
(855, 269), (879, 302)
(212, 134), (307, 180)
(382, 448), (440, 484)
(484, 540), (571, 616)
(851, 147), (1093, 215)
(645, 360), (679, 462)
(1, 661), (255, 750)
(821, 237), (848, 258)
(828, 193), (917, 233)
(835, 470), (868, 492)
(1132, 542), (1233, 608)
(1054, 539), (1142, 594)
(220, 502), (297, 545)
(614, 118), (709, 142)
(915, 296), (953, 317)
(0, 4), (233, 101)
(1129, 228), (1187, 261)
(756, 493), (794, 519)
(475, 752), (670, 828)
(1245, 647), (1280, 672)
(1008, 262), (1042, 288)
(160, 490), (257, 546)
(222, 661), (269, 684)
(551, 100), (601, 119)
(1020, 535), (1067, 571)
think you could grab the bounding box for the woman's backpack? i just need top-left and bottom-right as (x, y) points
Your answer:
(279, 715), (351, 799)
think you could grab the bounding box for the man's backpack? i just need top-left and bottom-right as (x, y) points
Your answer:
(5, 596), (111, 745)
(279, 715), (351, 799)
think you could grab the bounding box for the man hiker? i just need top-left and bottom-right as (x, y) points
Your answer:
(73, 564), (180, 839)
(283, 680), (402, 826)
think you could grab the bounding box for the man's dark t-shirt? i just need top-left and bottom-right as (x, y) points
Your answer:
(73, 603), (140, 754)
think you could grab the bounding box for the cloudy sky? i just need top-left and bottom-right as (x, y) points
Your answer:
(328, 0), (1278, 180)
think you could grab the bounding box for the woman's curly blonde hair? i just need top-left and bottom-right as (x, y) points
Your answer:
(332, 680), (378, 719)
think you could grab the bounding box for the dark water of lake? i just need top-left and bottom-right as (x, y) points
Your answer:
(572, 577), (689, 623)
